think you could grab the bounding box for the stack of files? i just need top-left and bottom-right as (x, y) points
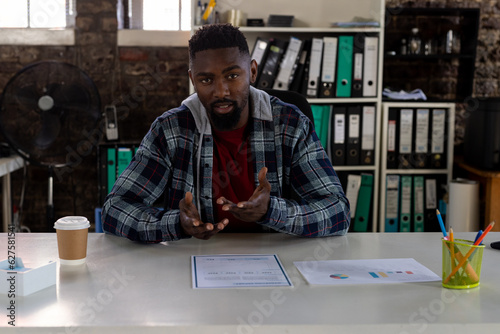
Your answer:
(386, 107), (448, 169)
(334, 34), (379, 98)
(328, 104), (375, 166)
(253, 34), (378, 98)
(384, 174), (446, 232)
(311, 104), (331, 151)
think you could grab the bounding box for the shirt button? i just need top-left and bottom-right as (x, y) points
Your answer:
(205, 137), (211, 142)
(204, 163), (209, 168)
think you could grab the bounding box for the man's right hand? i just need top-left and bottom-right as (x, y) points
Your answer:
(179, 192), (228, 240)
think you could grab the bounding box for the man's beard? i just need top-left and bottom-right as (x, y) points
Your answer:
(208, 98), (244, 131)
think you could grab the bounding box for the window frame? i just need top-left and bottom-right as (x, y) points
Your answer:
(117, 0), (191, 47)
(0, 0), (75, 45)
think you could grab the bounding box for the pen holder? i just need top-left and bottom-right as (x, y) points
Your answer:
(442, 238), (485, 289)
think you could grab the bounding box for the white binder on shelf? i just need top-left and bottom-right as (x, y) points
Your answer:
(306, 38), (324, 97)
(345, 174), (362, 219)
(431, 109), (446, 168)
(319, 36), (338, 98)
(273, 36), (303, 90)
(399, 108), (413, 168)
(414, 108), (430, 168)
(361, 105), (375, 165)
(362, 36), (378, 97)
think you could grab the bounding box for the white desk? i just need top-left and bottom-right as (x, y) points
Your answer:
(0, 155), (24, 232)
(1, 232), (500, 333)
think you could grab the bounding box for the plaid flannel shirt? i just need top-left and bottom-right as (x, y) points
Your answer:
(102, 88), (350, 242)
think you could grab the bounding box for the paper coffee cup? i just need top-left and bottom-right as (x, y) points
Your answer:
(54, 216), (90, 265)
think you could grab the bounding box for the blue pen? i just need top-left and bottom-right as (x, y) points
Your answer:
(474, 230), (483, 245)
(436, 209), (448, 239)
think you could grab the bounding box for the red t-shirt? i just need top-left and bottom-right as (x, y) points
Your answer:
(212, 123), (261, 232)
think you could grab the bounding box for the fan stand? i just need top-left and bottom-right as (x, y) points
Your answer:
(47, 166), (55, 227)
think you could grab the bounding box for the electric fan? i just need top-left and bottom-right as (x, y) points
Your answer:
(0, 60), (102, 229)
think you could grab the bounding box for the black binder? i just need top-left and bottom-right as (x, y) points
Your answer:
(256, 38), (287, 89)
(330, 106), (346, 165)
(351, 34), (364, 98)
(289, 39), (311, 93)
(250, 37), (271, 87)
(346, 105), (361, 165)
(386, 107), (399, 169)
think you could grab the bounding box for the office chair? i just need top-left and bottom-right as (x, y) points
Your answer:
(262, 88), (315, 127)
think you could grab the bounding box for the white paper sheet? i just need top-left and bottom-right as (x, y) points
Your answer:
(294, 258), (440, 285)
(192, 254), (293, 289)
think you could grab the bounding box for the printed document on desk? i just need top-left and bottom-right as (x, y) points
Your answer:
(191, 254), (292, 288)
(294, 258), (440, 285)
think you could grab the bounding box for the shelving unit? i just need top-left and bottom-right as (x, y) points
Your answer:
(383, 8), (479, 102)
(190, 0), (386, 232)
(379, 102), (455, 233)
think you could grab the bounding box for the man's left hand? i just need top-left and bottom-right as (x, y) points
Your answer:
(216, 167), (271, 222)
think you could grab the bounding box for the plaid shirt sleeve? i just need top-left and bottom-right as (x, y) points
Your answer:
(257, 100), (351, 237)
(101, 108), (194, 243)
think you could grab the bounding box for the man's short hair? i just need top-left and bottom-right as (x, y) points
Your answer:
(188, 24), (249, 67)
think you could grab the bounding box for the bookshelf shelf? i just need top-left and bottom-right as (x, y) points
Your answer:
(379, 102), (455, 233)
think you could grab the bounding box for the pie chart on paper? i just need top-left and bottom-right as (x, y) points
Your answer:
(330, 274), (349, 279)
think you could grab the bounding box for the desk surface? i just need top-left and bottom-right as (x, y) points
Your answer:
(1, 232), (500, 333)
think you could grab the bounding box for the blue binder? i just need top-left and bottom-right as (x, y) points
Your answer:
(385, 174), (400, 232)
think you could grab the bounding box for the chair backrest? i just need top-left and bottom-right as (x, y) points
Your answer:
(262, 89), (315, 127)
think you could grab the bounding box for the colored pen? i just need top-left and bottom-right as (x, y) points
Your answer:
(474, 230), (483, 245)
(444, 221), (495, 284)
(449, 227), (455, 271)
(436, 209), (448, 240)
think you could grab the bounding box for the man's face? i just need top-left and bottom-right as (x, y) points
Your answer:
(189, 47), (258, 131)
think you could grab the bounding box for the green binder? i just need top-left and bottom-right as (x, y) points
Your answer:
(336, 35), (353, 97)
(413, 176), (425, 232)
(117, 147), (133, 177)
(311, 104), (325, 142)
(399, 175), (412, 232)
(311, 105), (330, 150)
(353, 173), (373, 232)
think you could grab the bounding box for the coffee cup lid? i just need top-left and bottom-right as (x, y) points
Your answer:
(54, 216), (90, 230)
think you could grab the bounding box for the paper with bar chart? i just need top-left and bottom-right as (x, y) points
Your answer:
(294, 258), (440, 285)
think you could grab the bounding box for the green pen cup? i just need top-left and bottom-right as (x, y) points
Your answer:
(442, 238), (485, 289)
